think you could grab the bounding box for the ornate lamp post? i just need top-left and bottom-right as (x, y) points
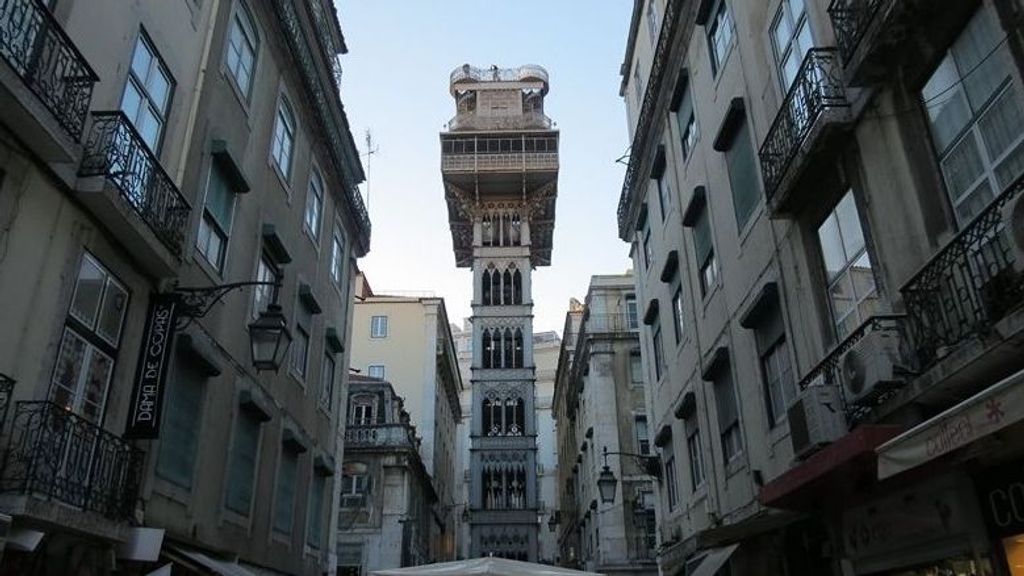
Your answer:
(596, 446), (662, 505)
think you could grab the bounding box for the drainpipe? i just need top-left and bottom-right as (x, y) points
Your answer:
(176, 0), (221, 186)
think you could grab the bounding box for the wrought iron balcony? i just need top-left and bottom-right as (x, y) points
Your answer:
(901, 175), (1024, 366)
(759, 48), (849, 207)
(827, 0), (885, 65)
(0, 0), (97, 140)
(78, 111), (191, 256)
(0, 401), (143, 521)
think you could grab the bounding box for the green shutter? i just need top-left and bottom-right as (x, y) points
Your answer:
(206, 163), (235, 233)
(726, 121), (760, 230)
(226, 410), (261, 515)
(155, 360), (205, 489)
(273, 448), (299, 533)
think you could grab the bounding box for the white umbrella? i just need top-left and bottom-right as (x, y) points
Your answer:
(370, 557), (604, 576)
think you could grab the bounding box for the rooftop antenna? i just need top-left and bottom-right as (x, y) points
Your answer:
(362, 129), (379, 211)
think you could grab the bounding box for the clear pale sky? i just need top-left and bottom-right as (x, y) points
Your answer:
(336, 1), (634, 334)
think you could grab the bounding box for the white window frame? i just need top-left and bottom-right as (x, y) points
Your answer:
(121, 30), (173, 153)
(225, 1), (258, 99)
(270, 94), (297, 181)
(707, 0), (735, 76)
(196, 161), (236, 272)
(367, 365), (385, 380)
(770, 0), (814, 92)
(304, 167), (324, 242)
(370, 315), (388, 339)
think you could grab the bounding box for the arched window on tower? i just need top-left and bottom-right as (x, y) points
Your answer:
(513, 328), (524, 368)
(502, 328), (514, 368)
(502, 270), (513, 305)
(482, 330), (493, 369)
(482, 398), (495, 436)
(512, 269), (522, 304)
(482, 215), (493, 247)
(482, 270), (492, 305)
(490, 272), (501, 307)
(510, 213), (521, 246)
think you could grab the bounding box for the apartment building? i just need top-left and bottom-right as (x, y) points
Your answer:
(0, 0), (369, 574)
(337, 375), (437, 575)
(552, 275), (657, 575)
(617, 0), (1024, 574)
(349, 276), (463, 564)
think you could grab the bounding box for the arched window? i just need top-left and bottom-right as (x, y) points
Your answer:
(482, 398), (494, 435)
(502, 328), (514, 368)
(501, 214), (511, 246)
(482, 330), (493, 369)
(482, 270), (492, 305)
(510, 213), (521, 246)
(512, 269), (522, 304)
(227, 2), (259, 98)
(490, 272), (501, 307)
(482, 215), (493, 247)
(513, 328), (524, 368)
(502, 270), (513, 305)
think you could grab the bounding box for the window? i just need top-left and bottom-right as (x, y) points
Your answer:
(197, 161), (236, 271)
(304, 169), (324, 241)
(351, 396), (376, 425)
(652, 322), (666, 382)
(306, 471), (326, 548)
(671, 286), (684, 344)
(331, 220), (346, 287)
(370, 315), (388, 338)
(367, 365), (385, 380)
(290, 325), (309, 379)
(633, 61), (644, 107)
(676, 84), (699, 161)
(642, 224), (652, 269)
(762, 337), (795, 426)
(725, 120), (761, 231)
(252, 254), (276, 319)
(646, 0), (659, 44)
(922, 5), (1024, 223)
(49, 253), (128, 425)
(707, 0), (735, 76)
(656, 174), (671, 221)
(626, 294), (639, 329)
(817, 190), (879, 338)
(271, 96), (296, 179)
(693, 203), (719, 297)
(156, 359), (206, 489)
(685, 421), (705, 490)
(273, 443), (300, 534)
(226, 3), (257, 97)
(630, 350), (644, 383)
(664, 442), (679, 511)
(226, 406), (263, 515)
(318, 354), (335, 410)
(341, 473), (369, 508)
(121, 32), (172, 151)
(713, 368), (742, 463)
(635, 416), (650, 455)
(770, 0), (813, 90)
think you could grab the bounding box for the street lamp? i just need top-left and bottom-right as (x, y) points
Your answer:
(547, 511), (559, 533)
(596, 446), (662, 505)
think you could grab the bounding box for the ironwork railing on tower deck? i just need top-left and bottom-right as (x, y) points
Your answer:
(78, 111), (192, 256)
(0, 0), (98, 140)
(827, 0), (886, 64)
(900, 174), (1024, 366)
(796, 314), (908, 426)
(759, 48), (849, 203)
(0, 401), (144, 521)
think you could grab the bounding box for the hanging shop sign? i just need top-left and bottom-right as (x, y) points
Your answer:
(124, 293), (180, 439)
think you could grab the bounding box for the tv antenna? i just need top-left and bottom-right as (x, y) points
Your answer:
(362, 129), (379, 211)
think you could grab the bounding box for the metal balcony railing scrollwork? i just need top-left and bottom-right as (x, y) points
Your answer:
(797, 314), (908, 426)
(77, 111), (191, 256)
(0, 0), (98, 140)
(759, 48), (849, 203)
(0, 373), (14, 432)
(827, 0), (886, 64)
(900, 174), (1024, 365)
(0, 401), (144, 521)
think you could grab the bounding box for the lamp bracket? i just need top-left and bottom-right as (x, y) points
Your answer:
(602, 446), (663, 479)
(172, 280), (281, 329)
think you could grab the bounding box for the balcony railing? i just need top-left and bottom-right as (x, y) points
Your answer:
(441, 152), (558, 173)
(828, 0), (886, 64)
(78, 111), (191, 256)
(345, 424), (416, 448)
(901, 174), (1024, 365)
(0, 0), (98, 140)
(0, 401), (143, 521)
(0, 373), (13, 433)
(583, 312), (637, 335)
(797, 314), (908, 426)
(759, 48), (849, 204)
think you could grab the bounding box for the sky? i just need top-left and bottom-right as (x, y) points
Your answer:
(336, 1), (634, 334)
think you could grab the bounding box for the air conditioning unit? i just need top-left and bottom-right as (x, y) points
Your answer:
(1001, 192), (1024, 272)
(787, 383), (845, 460)
(839, 329), (903, 406)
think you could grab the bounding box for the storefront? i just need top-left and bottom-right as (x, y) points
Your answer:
(976, 460), (1024, 575)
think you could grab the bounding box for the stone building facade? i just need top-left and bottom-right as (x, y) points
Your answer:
(616, 0), (1024, 574)
(440, 64), (560, 561)
(336, 376), (437, 576)
(0, 0), (368, 574)
(553, 275), (657, 575)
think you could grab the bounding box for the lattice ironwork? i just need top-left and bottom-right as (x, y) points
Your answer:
(0, 0), (98, 140)
(78, 111), (191, 256)
(617, 0), (683, 239)
(901, 174), (1024, 366)
(0, 401), (144, 521)
(828, 0), (886, 63)
(759, 48), (849, 203)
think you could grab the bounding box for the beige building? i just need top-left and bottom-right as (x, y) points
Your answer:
(553, 275), (657, 575)
(0, 0), (369, 574)
(349, 276), (464, 564)
(616, 0), (1024, 574)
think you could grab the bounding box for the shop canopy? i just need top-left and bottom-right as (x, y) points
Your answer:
(370, 558), (604, 576)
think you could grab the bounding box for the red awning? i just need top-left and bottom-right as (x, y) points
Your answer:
(759, 425), (903, 509)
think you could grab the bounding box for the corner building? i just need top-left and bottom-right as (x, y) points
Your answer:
(440, 64), (559, 561)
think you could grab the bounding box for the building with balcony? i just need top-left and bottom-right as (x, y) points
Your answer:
(336, 375), (437, 576)
(0, 0), (369, 574)
(348, 275), (464, 564)
(616, 0), (1024, 574)
(440, 63), (559, 561)
(552, 275), (657, 575)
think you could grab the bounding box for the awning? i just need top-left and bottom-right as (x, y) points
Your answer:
(164, 545), (257, 576)
(689, 544), (739, 576)
(877, 366), (1024, 480)
(759, 425), (903, 509)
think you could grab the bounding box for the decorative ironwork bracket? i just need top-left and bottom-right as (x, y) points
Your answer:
(172, 280), (281, 329)
(602, 446), (662, 479)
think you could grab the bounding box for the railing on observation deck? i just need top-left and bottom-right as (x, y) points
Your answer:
(0, 401), (143, 521)
(827, 0), (886, 63)
(78, 111), (192, 256)
(441, 152), (558, 173)
(447, 111), (553, 131)
(0, 0), (98, 140)
(450, 64), (548, 86)
(759, 48), (849, 203)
